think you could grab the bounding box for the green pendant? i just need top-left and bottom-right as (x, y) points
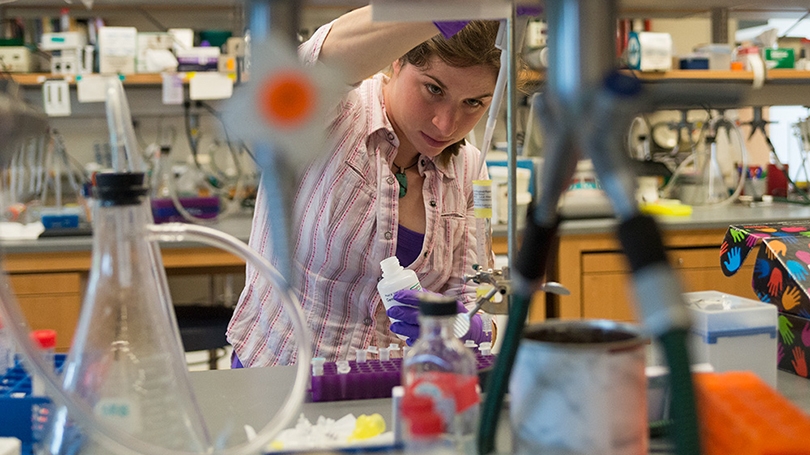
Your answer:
(395, 171), (408, 198)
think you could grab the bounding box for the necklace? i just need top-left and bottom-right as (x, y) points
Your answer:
(393, 157), (419, 198)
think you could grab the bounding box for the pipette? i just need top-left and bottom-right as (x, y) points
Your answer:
(476, 20), (508, 178)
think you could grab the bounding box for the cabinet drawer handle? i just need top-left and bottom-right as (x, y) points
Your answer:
(677, 257), (684, 266)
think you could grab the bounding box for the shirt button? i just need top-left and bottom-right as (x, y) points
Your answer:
(387, 132), (395, 141)
(387, 176), (395, 185)
(421, 159), (426, 166)
(363, 317), (372, 326)
(423, 252), (428, 258)
(429, 200), (436, 207)
(384, 231), (393, 240)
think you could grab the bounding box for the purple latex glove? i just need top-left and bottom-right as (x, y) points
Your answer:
(387, 289), (491, 346)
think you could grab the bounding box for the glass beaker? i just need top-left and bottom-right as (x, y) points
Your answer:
(674, 135), (728, 206)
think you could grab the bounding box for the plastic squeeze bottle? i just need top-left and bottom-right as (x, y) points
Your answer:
(378, 256), (422, 340)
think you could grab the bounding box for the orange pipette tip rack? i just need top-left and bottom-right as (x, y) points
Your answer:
(258, 70), (317, 129)
(694, 371), (810, 455)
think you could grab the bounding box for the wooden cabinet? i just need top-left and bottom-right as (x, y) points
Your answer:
(1, 246), (245, 353)
(554, 228), (756, 322)
(8, 273), (83, 352)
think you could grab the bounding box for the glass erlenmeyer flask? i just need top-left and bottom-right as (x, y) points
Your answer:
(38, 172), (211, 455)
(696, 134), (729, 205)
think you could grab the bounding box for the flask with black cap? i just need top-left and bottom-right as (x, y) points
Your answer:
(37, 172), (211, 455)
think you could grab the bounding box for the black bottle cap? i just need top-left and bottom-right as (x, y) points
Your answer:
(94, 172), (147, 206)
(417, 293), (458, 316)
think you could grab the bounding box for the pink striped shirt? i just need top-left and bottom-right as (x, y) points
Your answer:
(227, 21), (483, 366)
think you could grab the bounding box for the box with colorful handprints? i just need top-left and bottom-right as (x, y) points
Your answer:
(719, 221), (810, 379)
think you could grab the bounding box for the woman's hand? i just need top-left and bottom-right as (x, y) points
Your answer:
(386, 289), (491, 346)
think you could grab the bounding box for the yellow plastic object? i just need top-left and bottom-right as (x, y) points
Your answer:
(348, 414), (386, 441)
(639, 200), (693, 217)
(695, 371), (810, 455)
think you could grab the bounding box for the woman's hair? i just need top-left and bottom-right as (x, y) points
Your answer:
(396, 21), (522, 165)
(399, 20), (502, 79)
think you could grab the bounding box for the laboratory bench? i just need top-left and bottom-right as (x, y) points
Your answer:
(6, 202), (810, 350)
(492, 202), (810, 322)
(0, 215), (252, 351)
(187, 364), (810, 453)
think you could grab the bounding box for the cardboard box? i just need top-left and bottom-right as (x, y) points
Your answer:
(720, 221), (810, 379)
(765, 47), (795, 69)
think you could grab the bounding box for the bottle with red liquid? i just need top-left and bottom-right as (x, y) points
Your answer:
(401, 294), (479, 452)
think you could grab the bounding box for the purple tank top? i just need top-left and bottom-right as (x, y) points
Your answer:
(396, 224), (425, 268)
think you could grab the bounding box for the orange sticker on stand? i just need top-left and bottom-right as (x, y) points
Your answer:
(258, 70), (317, 129)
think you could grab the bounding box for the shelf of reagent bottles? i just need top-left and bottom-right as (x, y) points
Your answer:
(9, 72), (190, 87)
(0, 355), (66, 454)
(310, 351), (497, 403)
(524, 68), (810, 108)
(631, 69), (810, 108)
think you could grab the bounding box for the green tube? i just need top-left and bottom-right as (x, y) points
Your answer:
(659, 328), (702, 455)
(477, 293), (532, 455)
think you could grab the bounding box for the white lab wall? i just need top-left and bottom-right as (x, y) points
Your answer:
(650, 18), (712, 56)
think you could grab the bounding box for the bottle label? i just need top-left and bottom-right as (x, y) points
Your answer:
(95, 397), (142, 433)
(405, 372), (479, 430)
(472, 180), (492, 219)
(380, 282), (422, 310)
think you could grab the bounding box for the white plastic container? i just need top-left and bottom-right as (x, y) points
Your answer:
(684, 291), (777, 387)
(377, 256), (422, 339)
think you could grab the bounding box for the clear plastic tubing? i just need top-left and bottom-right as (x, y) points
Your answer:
(0, 222), (312, 455)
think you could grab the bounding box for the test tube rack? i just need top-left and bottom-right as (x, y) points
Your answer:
(310, 352), (497, 402)
(0, 355), (65, 455)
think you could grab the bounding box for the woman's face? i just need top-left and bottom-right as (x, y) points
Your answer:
(383, 56), (496, 159)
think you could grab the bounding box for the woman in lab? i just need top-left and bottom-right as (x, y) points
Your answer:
(228, 6), (501, 366)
